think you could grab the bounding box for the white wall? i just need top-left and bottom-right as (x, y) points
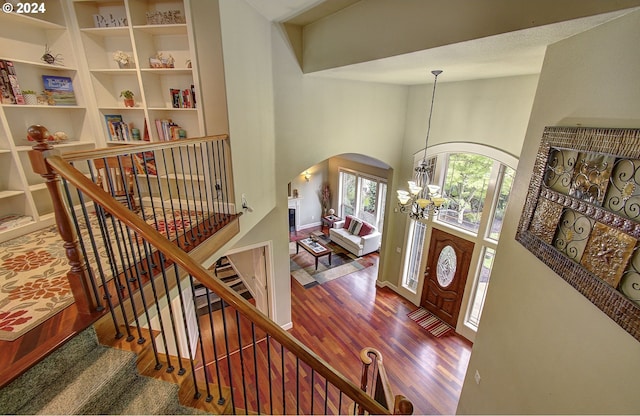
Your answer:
(218, 0), (276, 234)
(458, 10), (640, 414)
(219, 2), (540, 327)
(300, 0), (640, 73)
(404, 76), (538, 157)
(289, 160), (329, 229)
(253, 23), (410, 326)
(380, 75), (538, 291)
(218, 3), (409, 326)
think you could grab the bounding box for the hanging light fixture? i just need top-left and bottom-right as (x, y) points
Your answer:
(397, 69), (447, 220)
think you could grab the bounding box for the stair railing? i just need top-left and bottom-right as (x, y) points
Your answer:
(359, 348), (414, 415)
(28, 125), (393, 415)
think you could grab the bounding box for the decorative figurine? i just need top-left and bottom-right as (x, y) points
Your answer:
(41, 44), (63, 65)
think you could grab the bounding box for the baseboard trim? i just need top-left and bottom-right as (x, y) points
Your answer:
(280, 322), (293, 331)
(376, 280), (420, 307)
(376, 279), (391, 288)
(297, 221), (322, 231)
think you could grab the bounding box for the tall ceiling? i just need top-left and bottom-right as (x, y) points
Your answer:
(244, 0), (639, 84)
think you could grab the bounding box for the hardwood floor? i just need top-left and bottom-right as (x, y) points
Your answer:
(288, 227), (473, 415)
(1, 225), (473, 415)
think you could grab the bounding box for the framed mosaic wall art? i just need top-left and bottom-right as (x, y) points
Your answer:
(516, 126), (640, 342)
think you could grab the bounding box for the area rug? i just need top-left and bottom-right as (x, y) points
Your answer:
(0, 205), (205, 341)
(289, 234), (373, 288)
(407, 307), (453, 338)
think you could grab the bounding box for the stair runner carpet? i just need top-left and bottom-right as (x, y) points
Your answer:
(194, 256), (253, 315)
(0, 326), (201, 415)
(407, 307), (453, 338)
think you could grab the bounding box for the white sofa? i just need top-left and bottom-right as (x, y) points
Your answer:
(329, 215), (381, 257)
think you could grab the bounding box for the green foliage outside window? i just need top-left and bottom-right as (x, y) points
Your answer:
(440, 153), (493, 232)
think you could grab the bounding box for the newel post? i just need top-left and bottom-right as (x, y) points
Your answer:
(27, 125), (98, 315)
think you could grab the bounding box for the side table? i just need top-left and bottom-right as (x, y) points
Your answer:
(322, 215), (342, 234)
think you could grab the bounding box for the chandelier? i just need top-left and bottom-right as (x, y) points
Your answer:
(397, 69), (447, 220)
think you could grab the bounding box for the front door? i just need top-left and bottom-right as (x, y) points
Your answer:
(421, 228), (474, 328)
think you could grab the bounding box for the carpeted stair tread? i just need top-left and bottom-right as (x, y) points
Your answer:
(106, 374), (182, 415)
(18, 346), (138, 415)
(174, 404), (212, 415)
(0, 327), (100, 414)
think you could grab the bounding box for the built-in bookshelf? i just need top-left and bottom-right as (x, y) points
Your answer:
(0, 0), (95, 241)
(0, 0), (227, 242)
(68, 0), (205, 144)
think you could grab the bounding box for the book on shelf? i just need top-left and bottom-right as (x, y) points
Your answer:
(0, 60), (24, 104)
(155, 119), (185, 141)
(169, 86), (196, 109)
(132, 151), (157, 176)
(0, 214), (33, 231)
(143, 119), (150, 141)
(104, 114), (133, 142)
(0, 61), (14, 104)
(42, 75), (76, 106)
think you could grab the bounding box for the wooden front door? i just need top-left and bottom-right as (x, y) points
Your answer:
(421, 228), (474, 328)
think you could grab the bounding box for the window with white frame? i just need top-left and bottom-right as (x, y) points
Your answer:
(338, 169), (387, 232)
(339, 170), (356, 217)
(400, 148), (516, 330)
(402, 220), (427, 292)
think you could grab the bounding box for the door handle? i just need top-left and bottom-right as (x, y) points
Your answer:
(424, 267), (430, 277)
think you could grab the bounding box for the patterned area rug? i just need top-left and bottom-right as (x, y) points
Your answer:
(290, 233), (373, 288)
(407, 307), (453, 338)
(0, 206), (204, 341)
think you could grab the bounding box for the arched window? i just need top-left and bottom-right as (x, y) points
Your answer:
(401, 144), (517, 332)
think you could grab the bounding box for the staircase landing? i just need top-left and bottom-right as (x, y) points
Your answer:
(0, 303), (105, 389)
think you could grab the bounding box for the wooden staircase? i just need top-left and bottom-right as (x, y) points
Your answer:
(8, 128), (399, 415)
(194, 257), (253, 315)
(0, 325), (213, 415)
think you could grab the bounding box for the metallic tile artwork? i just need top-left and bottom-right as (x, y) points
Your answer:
(620, 246), (640, 306)
(580, 222), (636, 288)
(529, 198), (563, 244)
(544, 148), (578, 195)
(570, 153), (614, 205)
(553, 209), (594, 262)
(517, 127), (640, 343)
(604, 158), (640, 221)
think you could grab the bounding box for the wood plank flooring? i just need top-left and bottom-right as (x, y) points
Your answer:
(288, 228), (473, 415)
(1, 225), (472, 415)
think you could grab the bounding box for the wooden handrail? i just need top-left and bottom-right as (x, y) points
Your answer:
(60, 134), (229, 163)
(39, 136), (390, 415)
(27, 127), (98, 315)
(360, 347), (413, 415)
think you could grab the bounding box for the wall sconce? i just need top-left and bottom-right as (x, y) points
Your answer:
(304, 171), (311, 182)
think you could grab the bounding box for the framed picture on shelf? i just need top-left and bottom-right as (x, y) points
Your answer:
(42, 75), (76, 106)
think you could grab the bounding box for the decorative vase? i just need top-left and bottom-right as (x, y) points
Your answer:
(118, 61), (131, 69)
(24, 94), (38, 105)
(124, 98), (134, 107)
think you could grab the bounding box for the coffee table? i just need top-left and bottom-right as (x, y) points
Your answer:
(296, 237), (332, 270)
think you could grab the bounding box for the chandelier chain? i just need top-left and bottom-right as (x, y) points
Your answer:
(396, 69), (447, 220)
(422, 69), (442, 165)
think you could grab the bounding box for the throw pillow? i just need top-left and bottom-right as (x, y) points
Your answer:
(343, 215), (353, 229)
(348, 219), (362, 235)
(358, 222), (374, 236)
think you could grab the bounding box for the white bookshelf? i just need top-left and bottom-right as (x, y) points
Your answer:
(0, 0), (97, 242)
(69, 0), (205, 143)
(0, 0), (227, 243)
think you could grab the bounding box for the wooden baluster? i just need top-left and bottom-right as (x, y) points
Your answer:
(359, 348), (375, 415)
(27, 125), (98, 315)
(393, 395), (414, 415)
